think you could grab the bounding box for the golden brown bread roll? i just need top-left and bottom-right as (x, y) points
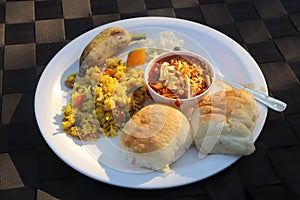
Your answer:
(193, 89), (260, 156)
(120, 104), (193, 172)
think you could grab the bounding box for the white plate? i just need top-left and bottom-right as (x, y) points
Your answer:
(34, 17), (268, 189)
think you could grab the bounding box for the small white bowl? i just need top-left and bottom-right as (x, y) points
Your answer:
(144, 51), (215, 115)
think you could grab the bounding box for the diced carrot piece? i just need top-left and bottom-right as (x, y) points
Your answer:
(106, 68), (114, 75)
(74, 95), (84, 108)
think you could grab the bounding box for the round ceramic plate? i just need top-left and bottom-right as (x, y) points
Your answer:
(34, 17), (268, 189)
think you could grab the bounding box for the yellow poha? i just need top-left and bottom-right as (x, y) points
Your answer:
(62, 57), (146, 140)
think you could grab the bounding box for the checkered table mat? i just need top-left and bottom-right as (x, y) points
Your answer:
(1, 0), (300, 199)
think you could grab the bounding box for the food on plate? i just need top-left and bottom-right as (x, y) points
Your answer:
(64, 72), (78, 89)
(119, 104), (193, 172)
(79, 27), (146, 76)
(126, 48), (146, 67)
(137, 31), (184, 51)
(193, 89), (260, 156)
(147, 52), (213, 100)
(61, 25), (261, 174)
(62, 57), (146, 140)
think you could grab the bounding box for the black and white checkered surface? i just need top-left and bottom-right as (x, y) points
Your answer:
(1, 0), (300, 199)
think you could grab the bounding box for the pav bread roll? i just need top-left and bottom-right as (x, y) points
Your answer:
(193, 89), (260, 156)
(119, 104), (193, 172)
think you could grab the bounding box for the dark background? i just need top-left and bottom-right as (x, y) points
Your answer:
(1, 0), (300, 199)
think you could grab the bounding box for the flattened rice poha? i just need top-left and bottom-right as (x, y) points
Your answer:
(62, 57), (146, 140)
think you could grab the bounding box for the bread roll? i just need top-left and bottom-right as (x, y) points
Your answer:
(193, 89), (260, 156)
(119, 104), (193, 172)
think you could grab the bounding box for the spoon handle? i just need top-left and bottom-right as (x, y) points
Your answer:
(216, 75), (287, 112)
